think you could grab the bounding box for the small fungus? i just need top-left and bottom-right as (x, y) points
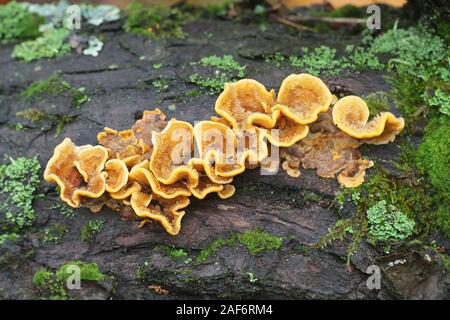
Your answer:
(215, 79), (278, 130)
(273, 74), (333, 125)
(149, 119), (199, 186)
(332, 96), (404, 143)
(104, 159), (129, 193)
(44, 138), (108, 208)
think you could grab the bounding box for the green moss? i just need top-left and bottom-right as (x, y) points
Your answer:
(195, 235), (237, 264)
(16, 108), (79, 137)
(0, 2), (44, 42)
(51, 203), (77, 219)
(80, 219), (105, 242)
(21, 75), (89, 108)
(370, 26), (448, 119)
(56, 261), (105, 282)
(416, 116), (450, 201)
(0, 156), (41, 230)
(289, 45), (383, 77)
(264, 52), (285, 67)
(42, 223), (67, 244)
(124, 2), (196, 39)
(189, 55), (246, 94)
(160, 245), (188, 258)
(363, 91), (391, 116)
(32, 268), (67, 300)
(238, 229), (283, 256)
(33, 261), (105, 300)
(16, 108), (46, 122)
(0, 233), (20, 246)
(12, 28), (70, 62)
(440, 254), (450, 272)
(152, 78), (169, 92)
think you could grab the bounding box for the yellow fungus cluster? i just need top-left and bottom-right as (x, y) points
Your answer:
(44, 74), (404, 235)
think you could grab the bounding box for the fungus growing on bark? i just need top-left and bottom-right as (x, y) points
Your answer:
(194, 120), (245, 177)
(132, 108), (167, 155)
(130, 160), (191, 199)
(215, 79), (278, 130)
(217, 184), (236, 199)
(104, 159), (129, 193)
(45, 73), (404, 235)
(44, 138), (108, 207)
(149, 119), (199, 186)
(332, 96), (404, 143)
(97, 128), (142, 167)
(273, 74), (333, 125)
(130, 191), (189, 235)
(280, 111), (375, 188)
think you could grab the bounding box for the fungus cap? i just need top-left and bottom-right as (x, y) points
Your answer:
(274, 74), (332, 125)
(132, 108), (167, 154)
(215, 79), (277, 130)
(104, 159), (129, 193)
(150, 119), (199, 186)
(97, 127), (143, 166)
(44, 138), (108, 208)
(264, 116), (309, 147)
(217, 184), (236, 199)
(130, 160), (191, 199)
(130, 191), (190, 236)
(337, 159), (374, 188)
(332, 96), (404, 141)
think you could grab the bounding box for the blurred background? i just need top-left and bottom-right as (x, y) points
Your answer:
(1, 0), (407, 9)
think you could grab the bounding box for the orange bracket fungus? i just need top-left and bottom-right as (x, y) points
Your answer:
(45, 74), (404, 235)
(332, 95), (404, 144)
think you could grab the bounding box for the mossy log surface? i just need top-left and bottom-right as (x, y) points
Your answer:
(0, 17), (448, 300)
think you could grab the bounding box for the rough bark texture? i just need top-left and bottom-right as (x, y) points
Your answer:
(0, 17), (449, 300)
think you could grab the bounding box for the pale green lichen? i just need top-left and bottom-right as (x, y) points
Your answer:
(12, 28), (70, 62)
(0, 156), (41, 230)
(367, 200), (415, 243)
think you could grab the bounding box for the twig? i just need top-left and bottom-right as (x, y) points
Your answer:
(287, 15), (367, 25)
(269, 14), (316, 32)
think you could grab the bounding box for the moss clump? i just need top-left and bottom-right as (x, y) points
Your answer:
(0, 2), (44, 42)
(81, 219), (105, 242)
(33, 261), (105, 300)
(32, 268), (67, 300)
(56, 261), (105, 282)
(16, 108), (79, 137)
(417, 116), (450, 200)
(369, 26), (449, 119)
(21, 75), (89, 108)
(160, 245), (188, 258)
(416, 116), (450, 236)
(189, 55), (246, 94)
(264, 52), (286, 67)
(124, 2), (196, 39)
(51, 203), (77, 219)
(195, 235), (238, 264)
(0, 156), (41, 231)
(289, 45), (383, 77)
(363, 91), (391, 116)
(152, 78), (169, 92)
(0, 233), (20, 246)
(42, 223), (68, 244)
(238, 229), (283, 256)
(16, 108), (46, 123)
(12, 28), (70, 62)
